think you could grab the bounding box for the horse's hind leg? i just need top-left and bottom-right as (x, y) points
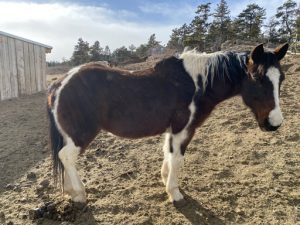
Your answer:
(59, 137), (86, 203)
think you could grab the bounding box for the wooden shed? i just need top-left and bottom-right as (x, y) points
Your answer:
(0, 31), (52, 100)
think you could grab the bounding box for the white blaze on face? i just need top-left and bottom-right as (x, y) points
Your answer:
(266, 67), (283, 127)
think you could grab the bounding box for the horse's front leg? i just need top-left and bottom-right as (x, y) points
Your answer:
(161, 133), (171, 185)
(58, 138), (86, 203)
(162, 128), (194, 203)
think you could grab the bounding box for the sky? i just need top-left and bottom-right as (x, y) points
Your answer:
(0, 0), (289, 61)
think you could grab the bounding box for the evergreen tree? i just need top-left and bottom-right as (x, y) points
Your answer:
(180, 24), (194, 47)
(235, 4), (266, 40)
(90, 41), (103, 62)
(104, 45), (111, 55)
(276, 0), (298, 42)
(135, 44), (149, 58)
(103, 46), (111, 61)
(128, 44), (136, 53)
(213, 0), (231, 41)
(167, 27), (182, 50)
(229, 18), (242, 40)
(187, 3), (211, 50)
(265, 17), (280, 43)
(206, 23), (221, 51)
(112, 46), (131, 63)
(71, 38), (90, 66)
(133, 34), (161, 57)
(208, 0), (231, 50)
(296, 8), (300, 41)
(167, 23), (192, 50)
(147, 34), (160, 48)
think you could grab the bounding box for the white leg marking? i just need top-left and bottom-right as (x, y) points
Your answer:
(166, 147), (184, 202)
(161, 133), (170, 185)
(59, 137), (86, 203)
(161, 160), (169, 185)
(165, 101), (197, 202)
(63, 171), (73, 194)
(266, 67), (283, 127)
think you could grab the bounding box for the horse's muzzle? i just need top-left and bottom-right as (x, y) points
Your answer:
(263, 119), (281, 131)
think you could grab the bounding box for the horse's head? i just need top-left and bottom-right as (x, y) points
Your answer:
(241, 43), (289, 131)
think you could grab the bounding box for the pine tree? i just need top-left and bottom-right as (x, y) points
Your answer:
(104, 45), (109, 55)
(135, 44), (149, 58)
(235, 4), (266, 41)
(167, 28), (182, 50)
(90, 41), (103, 62)
(276, 0), (298, 42)
(187, 3), (211, 50)
(167, 23), (192, 50)
(265, 17), (280, 43)
(208, 0), (231, 50)
(112, 46), (131, 63)
(296, 8), (300, 41)
(128, 44), (136, 53)
(147, 34), (160, 48)
(230, 18), (242, 40)
(213, 0), (231, 41)
(71, 38), (90, 66)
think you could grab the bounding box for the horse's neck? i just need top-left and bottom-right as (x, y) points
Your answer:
(194, 72), (245, 127)
(201, 54), (248, 107)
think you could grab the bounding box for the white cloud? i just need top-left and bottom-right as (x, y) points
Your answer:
(139, 2), (195, 23)
(0, 1), (177, 61)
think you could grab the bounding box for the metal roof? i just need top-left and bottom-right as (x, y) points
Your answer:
(0, 31), (52, 53)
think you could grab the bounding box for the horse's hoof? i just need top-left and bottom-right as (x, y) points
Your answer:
(73, 201), (87, 210)
(72, 194), (87, 203)
(173, 198), (187, 208)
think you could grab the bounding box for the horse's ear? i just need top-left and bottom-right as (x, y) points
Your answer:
(274, 43), (289, 61)
(250, 43), (264, 64)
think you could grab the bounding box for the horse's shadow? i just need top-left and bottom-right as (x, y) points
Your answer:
(175, 191), (225, 225)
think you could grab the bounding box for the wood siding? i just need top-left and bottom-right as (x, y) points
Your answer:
(0, 34), (48, 100)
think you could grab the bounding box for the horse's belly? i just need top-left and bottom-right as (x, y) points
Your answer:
(102, 112), (172, 138)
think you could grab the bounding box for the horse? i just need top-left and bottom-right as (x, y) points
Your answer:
(47, 43), (289, 204)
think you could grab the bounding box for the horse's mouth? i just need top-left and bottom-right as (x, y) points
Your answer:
(258, 119), (280, 132)
(253, 111), (280, 132)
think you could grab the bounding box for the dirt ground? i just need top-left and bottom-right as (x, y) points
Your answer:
(0, 55), (299, 225)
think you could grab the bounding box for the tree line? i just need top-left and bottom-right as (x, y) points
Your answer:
(48, 34), (160, 66)
(48, 0), (299, 66)
(167, 0), (299, 51)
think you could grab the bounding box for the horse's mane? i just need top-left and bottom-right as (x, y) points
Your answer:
(180, 49), (249, 90)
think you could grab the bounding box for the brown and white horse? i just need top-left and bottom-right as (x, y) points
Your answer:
(47, 43), (289, 204)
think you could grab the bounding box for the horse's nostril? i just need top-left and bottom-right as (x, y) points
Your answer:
(264, 119), (280, 131)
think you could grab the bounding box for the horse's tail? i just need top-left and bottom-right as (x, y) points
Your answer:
(47, 103), (64, 189)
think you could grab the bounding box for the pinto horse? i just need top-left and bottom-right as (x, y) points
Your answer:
(47, 43), (289, 204)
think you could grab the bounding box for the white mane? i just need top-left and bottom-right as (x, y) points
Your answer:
(180, 49), (229, 90)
